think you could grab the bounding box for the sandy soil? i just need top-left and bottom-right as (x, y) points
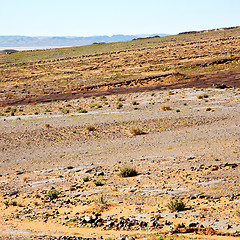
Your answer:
(0, 86), (239, 239)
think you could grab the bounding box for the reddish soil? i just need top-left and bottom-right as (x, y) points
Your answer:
(0, 71), (239, 107)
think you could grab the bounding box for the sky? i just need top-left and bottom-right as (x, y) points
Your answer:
(0, 0), (239, 36)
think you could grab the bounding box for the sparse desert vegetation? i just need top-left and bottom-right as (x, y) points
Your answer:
(86, 125), (96, 131)
(130, 127), (144, 136)
(94, 180), (104, 186)
(118, 167), (138, 177)
(46, 189), (59, 200)
(0, 27), (240, 240)
(167, 199), (186, 212)
(161, 105), (171, 111)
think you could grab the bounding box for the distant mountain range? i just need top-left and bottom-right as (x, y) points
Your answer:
(0, 34), (169, 49)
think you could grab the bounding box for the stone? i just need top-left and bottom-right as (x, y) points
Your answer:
(15, 171), (25, 175)
(84, 215), (92, 223)
(106, 220), (114, 227)
(95, 171), (104, 176)
(188, 221), (199, 227)
(125, 237), (135, 240)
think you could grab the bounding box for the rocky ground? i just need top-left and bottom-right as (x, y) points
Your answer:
(0, 86), (239, 239)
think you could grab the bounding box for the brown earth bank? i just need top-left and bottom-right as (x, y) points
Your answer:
(0, 71), (239, 107)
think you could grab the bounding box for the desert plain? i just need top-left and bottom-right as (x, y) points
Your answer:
(0, 27), (240, 240)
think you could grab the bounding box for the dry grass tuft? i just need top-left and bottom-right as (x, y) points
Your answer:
(86, 125), (96, 131)
(130, 127), (144, 136)
(118, 167), (138, 177)
(167, 199), (186, 212)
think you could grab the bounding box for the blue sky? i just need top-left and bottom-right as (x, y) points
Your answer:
(0, 0), (239, 36)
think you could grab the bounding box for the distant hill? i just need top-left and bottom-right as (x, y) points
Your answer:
(0, 49), (18, 54)
(0, 34), (169, 48)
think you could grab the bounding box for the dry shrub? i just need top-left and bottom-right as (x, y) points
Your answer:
(118, 167), (138, 177)
(130, 127), (144, 136)
(167, 199), (186, 211)
(161, 105), (171, 111)
(86, 125), (96, 131)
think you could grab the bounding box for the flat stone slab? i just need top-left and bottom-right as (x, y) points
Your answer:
(28, 178), (64, 187)
(197, 179), (225, 186)
(120, 187), (188, 196)
(67, 166), (95, 173)
(211, 219), (240, 231)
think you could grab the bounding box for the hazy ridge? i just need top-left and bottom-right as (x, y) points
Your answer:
(0, 34), (169, 49)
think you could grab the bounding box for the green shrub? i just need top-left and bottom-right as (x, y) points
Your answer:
(94, 180), (103, 186)
(10, 201), (17, 206)
(167, 199), (186, 212)
(117, 97), (123, 101)
(69, 218), (77, 222)
(5, 107), (12, 113)
(90, 104), (97, 108)
(95, 195), (108, 205)
(10, 108), (16, 116)
(116, 103), (123, 109)
(118, 167), (138, 177)
(79, 109), (88, 113)
(90, 103), (103, 109)
(197, 94), (208, 99)
(62, 109), (70, 114)
(100, 96), (107, 100)
(132, 101), (139, 105)
(161, 105), (171, 111)
(83, 176), (90, 182)
(46, 190), (59, 200)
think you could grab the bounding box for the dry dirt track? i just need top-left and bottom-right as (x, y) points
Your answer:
(0, 71), (240, 107)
